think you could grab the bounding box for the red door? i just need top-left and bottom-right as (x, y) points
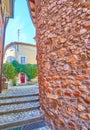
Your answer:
(20, 73), (25, 83)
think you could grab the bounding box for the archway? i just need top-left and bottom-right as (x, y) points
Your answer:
(0, 0), (36, 92)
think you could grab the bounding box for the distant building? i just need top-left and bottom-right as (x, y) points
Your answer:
(4, 42), (37, 85)
(4, 42), (37, 64)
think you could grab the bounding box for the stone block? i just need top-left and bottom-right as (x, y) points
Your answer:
(78, 104), (86, 111)
(64, 91), (72, 97)
(68, 121), (77, 129)
(57, 89), (62, 96)
(46, 87), (53, 93)
(73, 91), (81, 97)
(68, 55), (78, 64)
(80, 113), (90, 120)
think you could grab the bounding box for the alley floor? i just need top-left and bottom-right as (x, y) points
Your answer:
(0, 84), (51, 130)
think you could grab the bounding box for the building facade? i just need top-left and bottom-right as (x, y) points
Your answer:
(4, 42), (37, 64)
(0, 0), (14, 92)
(4, 42), (37, 85)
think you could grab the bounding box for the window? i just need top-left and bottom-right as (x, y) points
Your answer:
(20, 57), (26, 64)
(7, 56), (15, 63)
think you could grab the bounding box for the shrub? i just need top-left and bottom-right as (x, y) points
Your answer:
(12, 79), (16, 86)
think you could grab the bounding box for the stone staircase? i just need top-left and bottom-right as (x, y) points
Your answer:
(0, 92), (51, 130)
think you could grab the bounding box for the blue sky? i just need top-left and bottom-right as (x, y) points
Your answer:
(5, 0), (36, 46)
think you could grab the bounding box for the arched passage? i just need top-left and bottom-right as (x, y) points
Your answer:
(0, 0), (35, 92)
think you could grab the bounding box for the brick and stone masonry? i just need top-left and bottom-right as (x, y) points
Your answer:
(36, 0), (90, 129)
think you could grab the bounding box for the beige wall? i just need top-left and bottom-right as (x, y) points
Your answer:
(4, 43), (37, 64)
(16, 44), (37, 64)
(3, 48), (15, 63)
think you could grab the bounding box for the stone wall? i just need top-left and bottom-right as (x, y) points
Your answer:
(36, 0), (90, 129)
(0, 8), (5, 93)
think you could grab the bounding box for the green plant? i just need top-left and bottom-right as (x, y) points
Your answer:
(3, 62), (16, 81)
(12, 60), (20, 74)
(24, 64), (38, 79)
(12, 79), (16, 86)
(12, 61), (38, 80)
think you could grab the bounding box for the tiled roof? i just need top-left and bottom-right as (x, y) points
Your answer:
(4, 42), (36, 53)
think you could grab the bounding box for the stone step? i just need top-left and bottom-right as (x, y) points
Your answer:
(7, 120), (51, 130)
(0, 93), (39, 99)
(0, 109), (44, 129)
(0, 86), (39, 98)
(0, 102), (40, 115)
(0, 96), (39, 105)
(34, 126), (52, 130)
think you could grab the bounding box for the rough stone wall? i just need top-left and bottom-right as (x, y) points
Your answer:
(36, 0), (90, 129)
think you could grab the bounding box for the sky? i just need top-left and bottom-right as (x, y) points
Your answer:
(5, 0), (36, 46)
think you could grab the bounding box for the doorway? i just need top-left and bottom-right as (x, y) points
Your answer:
(20, 73), (25, 84)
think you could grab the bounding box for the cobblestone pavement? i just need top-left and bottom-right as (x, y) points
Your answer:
(0, 84), (52, 130)
(0, 96), (39, 104)
(8, 121), (52, 130)
(0, 109), (43, 124)
(0, 84), (39, 97)
(0, 102), (40, 113)
(20, 121), (52, 130)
